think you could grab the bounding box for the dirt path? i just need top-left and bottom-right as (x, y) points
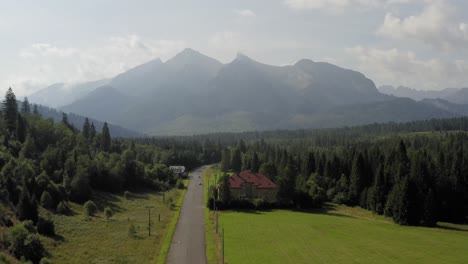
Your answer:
(166, 165), (210, 264)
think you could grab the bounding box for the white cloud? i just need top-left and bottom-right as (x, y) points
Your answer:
(2, 35), (186, 96)
(234, 9), (256, 18)
(284, 0), (415, 12)
(347, 46), (468, 90)
(377, 0), (468, 51)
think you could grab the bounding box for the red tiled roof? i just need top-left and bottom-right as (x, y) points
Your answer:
(228, 170), (277, 189)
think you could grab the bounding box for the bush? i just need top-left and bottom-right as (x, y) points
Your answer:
(104, 207), (113, 220)
(128, 224), (136, 237)
(6, 223), (45, 263)
(40, 191), (53, 210)
(56, 201), (68, 214)
(84, 200), (98, 216)
(176, 180), (185, 189)
(124, 191), (130, 200)
(40, 257), (52, 264)
(22, 220), (36, 234)
(37, 217), (55, 237)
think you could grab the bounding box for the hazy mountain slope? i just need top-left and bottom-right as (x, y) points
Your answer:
(36, 104), (142, 137)
(60, 49), (468, 135)
(443, 88), (468, 104)
(378, 85), (460, 101)
(61, 86), (136, 126)
(28, 79), (109, 107)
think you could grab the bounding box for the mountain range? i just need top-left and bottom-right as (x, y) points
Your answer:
(29, 48), (468, 136)
(378, 85), (468, 104)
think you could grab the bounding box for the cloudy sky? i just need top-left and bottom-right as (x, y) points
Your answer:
(1, 0), (468, 96)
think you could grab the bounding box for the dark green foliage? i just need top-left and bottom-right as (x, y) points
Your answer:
(40, 191), (53, 210)
(82, 118), (90, 139)
(6, 223), (45, 263)
(36, 217), (55, 236)
(84, 200), (98, 216)
(16, 184), (38, 224)
(104, 207), (113, 220)
(21, 97), (31, 113)
(2, 87), (18, 134)
(219, 173), (231, 205)
(55, 201), (68, 214)
(231, 148), (242, 173)
(100, 122), (111, 151)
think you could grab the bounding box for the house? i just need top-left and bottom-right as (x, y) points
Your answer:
(169, 166), (188, 178)
(228, 170), (278, 202)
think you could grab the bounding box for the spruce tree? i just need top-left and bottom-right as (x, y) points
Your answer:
(15, 114), (26, 143)
(33, 104), (39, 115)
(231, 148), (242, 173)
(21, 97), (31, 113)
(252, 152), (260, 173)
(101, 122), (111, 152)
(82, 118), (91, 139)
(2, 87), (18, 134)
(89, 123), (96, 139)
(349, 153), (365, 205)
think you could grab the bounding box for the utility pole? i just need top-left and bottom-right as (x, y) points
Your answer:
(222, 228), (225, 264)
(145, 206), (154, 236)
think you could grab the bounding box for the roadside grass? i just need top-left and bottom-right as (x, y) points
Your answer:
(41, 186), (186, 264)
(204, 167), (223, 264)
(156, 179), (188, 264)
(219, 204), (468, 264)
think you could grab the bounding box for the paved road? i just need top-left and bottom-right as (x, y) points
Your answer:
(167, 165), (209, 264)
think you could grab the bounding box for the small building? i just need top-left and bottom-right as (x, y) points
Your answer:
(169, 166), (188, 178)
(228, 170), (278, 202)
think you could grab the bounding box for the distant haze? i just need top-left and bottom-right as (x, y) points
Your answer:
(1, 0), (468, 96)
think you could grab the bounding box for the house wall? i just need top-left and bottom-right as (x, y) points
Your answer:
(229, 184), (277, 202)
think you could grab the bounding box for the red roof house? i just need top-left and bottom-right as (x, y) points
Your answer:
(228, 170), (278, 202)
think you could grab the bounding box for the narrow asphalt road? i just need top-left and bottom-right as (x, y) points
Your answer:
(166, 165), (209, 264)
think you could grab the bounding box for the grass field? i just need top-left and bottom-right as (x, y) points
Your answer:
(219, 205), (468, 264)
(204, 167), (223, 264)
(203, 167), (468, 264)
(41, 185), (187, 264)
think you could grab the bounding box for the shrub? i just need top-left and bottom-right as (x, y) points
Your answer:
(84, 200), (98, 216)
(104, 207), (113, 220)
(6, 223), (45, 263)
(37, 217), (55, 236)
(177, 180), (185, 189)
(40, 257), (52, 264)
(128, 224), (136, 237)
(40, 191), (53, 210)
(56, 201), (68, 214)
(22, 220), (36, 234)
(124, 191), (130, 200)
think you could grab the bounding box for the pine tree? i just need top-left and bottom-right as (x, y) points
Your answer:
(101, 122), (111, 152)
(21, 97), (31, 113)
(231, 148), (242, 173)
(82, 118), (91, 139)
(2, 87), (18, 134)
(252, 152), (260, 173)
(370, 165), (386, 214)
(220, 148), (231, 172)
(15, 114), (27, 143)
(33, 104), (39, 115)
(349, 153), (365, 205)
(89, 123), (96, 139)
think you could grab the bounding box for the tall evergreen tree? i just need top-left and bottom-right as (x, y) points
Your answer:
(349, 153), (365, 205)
(101, 122), (111, 152)
(15, 114), (27, 143)
(252, 152), (260, 173)
(33, 104), (39, 115)
(21, 97), (31, 113)
(82, 118), (91, 139)
(231, 148), (242, 173)
(2, 87), (18, 134)
(89, 122), (96, 139)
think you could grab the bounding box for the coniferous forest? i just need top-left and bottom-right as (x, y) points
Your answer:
(1, 87), (468, 262)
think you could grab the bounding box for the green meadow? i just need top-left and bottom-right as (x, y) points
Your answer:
(41, 185), (186, 264)
(204, 167), (468, 264)
(218, 206), (468, 264)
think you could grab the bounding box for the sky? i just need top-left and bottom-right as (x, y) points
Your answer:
(1, 0), (468, 97)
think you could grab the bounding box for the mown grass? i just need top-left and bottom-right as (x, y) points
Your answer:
(219, 204), (468, 264)
(41, 186), (187, 264)
(204, 167), (223, 264)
